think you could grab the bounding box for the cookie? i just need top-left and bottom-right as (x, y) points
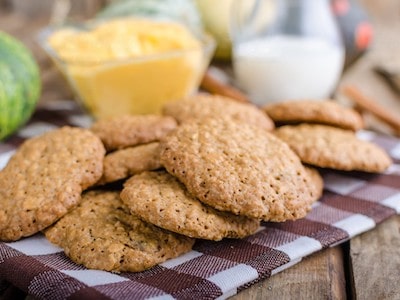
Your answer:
(304, 166), (324, 201)
(45, 190), (194, 272)
(160, 117), (316, 222)
(163, 93), (274, 131)
(90, 115), (177, 151)
(274, 124), (392, 172)
(0, 126), (105, 241)
(263, 100), (364, 131)
(121, 171), (260, 241)
(97, 142), (162, 185)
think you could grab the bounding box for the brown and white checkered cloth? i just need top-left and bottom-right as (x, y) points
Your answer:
(1, 101), (399, 300)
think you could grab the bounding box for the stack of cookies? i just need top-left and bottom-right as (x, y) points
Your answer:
(0, 94), (391, 273)
(263, 100), (392, 172)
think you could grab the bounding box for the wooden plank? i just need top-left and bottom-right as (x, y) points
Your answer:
(340, 6), (400, 297)
(341, 7), (400, 297)
(349, 215), (400, 299)
(233, 246), (347, 299)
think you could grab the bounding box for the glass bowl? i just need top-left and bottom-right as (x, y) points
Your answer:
(38, 19), (215, 119)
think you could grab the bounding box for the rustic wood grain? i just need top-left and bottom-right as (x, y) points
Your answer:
(337, 2), (400, 297)
(232, 246), (347, 299)
(349, 215), (400, 300)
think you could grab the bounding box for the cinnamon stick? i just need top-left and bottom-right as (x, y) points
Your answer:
(200, 71), (250, 103)
(342, 85), (400, 134)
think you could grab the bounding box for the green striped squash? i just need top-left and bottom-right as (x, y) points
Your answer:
(0, 31), (41, 140)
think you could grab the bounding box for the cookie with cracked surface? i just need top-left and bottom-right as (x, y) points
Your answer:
(97, 142), (162, 185)
(90, 115), (177, 151)
(160, 117), (315, 222)
(274, 124), (392, 172)
(163, 93), (274, 131)
(263, 100), (364, 131)
(121, 171), (260, 241)
(0, 126), (105, 241)
(44, 190), (195, 272)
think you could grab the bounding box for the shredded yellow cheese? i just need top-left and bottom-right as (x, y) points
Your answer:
(48, 18), (208, 118)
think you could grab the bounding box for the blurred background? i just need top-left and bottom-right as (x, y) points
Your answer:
(1, 0), (400, 134)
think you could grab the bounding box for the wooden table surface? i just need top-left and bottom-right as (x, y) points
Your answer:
(1, 1), (400, 299)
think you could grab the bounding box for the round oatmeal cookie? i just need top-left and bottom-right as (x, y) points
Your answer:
(0, 126), (105, 241)
(304, 166), (324, 201)
(44, 190), (194, 272)
(274, 124), (392, 172)
(90, 114), (177, 151)
(162, 93), (274, 131)
(160, 117), (316, 222)
(263, 100), (364, 131)
(97, 142), (162, 185)
(121, 171), (260, 241)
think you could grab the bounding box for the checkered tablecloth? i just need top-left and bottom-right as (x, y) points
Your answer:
(1, 100), (399, 300)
